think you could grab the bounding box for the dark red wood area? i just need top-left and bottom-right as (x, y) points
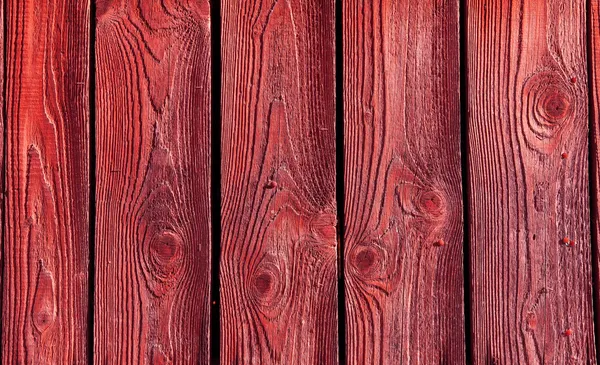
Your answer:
(94, 1), (212, 363)
(3, 0), (90, 363)
(343, 0), (465, 363)
(219, 0), (338, 363)
(467, 0), (596, 363)
(0, 0), (600, 363)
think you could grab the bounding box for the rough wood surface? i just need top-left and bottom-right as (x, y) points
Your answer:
(94, 1), (212, 363)
(220, 0), (338, 363)
(2, 0), (90, 363)
(343, 0), (465, 363)
(467, 0), (596, 363)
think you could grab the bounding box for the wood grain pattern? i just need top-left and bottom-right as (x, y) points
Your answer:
(2, 0), (90, 363)
(220, 0), (338, 363)
(94, 1), (211, 363)
(467, 0), (596, 363)
(343, 0), (465, 363)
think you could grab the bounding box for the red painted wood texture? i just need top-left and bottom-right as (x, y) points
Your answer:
(2, 0), (90, 363)
(343, 0), (465, 363)
(94, 1), (212, 363)
(467, 0), (596, 363)
(220, 0), (338, 363)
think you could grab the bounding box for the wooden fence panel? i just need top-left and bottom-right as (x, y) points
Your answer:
(94, 1), (212, 363)
(2, 0), (90, 363)
(466, 0), (596, 362)
(220, 0), (338, 363)
(343, 0), (465, 363)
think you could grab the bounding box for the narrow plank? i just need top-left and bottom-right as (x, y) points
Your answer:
(220, 0), (338, 363)
(467, 0), (596, 362)
(343, 0), (465, 363)
(2, 0), (90, 363)
(589, 0), (600, 357)
(94, 1), (212, 363)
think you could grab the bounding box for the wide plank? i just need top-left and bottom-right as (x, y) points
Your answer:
(467, 0), (596, 362)
(220, 0), (338, 363)
(94, 1), (212, 363)
(2, 0), (90, 363)
(343, 0), (465, 363)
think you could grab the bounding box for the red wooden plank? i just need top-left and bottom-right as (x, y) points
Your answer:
(467, 0), (596, 362)
(220, 0), (338, 363)
(2, 0), (90, 363)
(343, 0), (465, 363)
(94, 1), (212, 363)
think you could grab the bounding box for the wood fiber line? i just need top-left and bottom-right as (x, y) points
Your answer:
(94, 1), (211, 363)
(220, 0), (338, 363)
(2, 0), (90, 363)
(343, 0), (465, 363)
(467, 0), (596, 363)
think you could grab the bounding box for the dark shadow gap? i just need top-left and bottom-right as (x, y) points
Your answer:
(209, 0), (222, 363)
(335, 0), (346, 363)
(585, 0), (600, 358)
(88, 1), (97, 363)
(0, 0), (7, 361)
(459, 0), (474, 363)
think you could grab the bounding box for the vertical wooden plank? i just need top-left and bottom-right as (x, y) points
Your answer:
(343, 0), (464, 363)
(94, 1), (211, 363)
(589, 0), (600, 358)
(467, 0), (596, 362)
(2, 0), (90, 363)
(220, 0), (337, 363)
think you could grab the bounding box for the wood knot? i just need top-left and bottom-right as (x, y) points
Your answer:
(522, 71), (576, 154)
(355, 248), (376, 273)
(349, 242), (385, 280)
(397, 183), (447, 222)
(417, 190), (445, 218)
(254, 273), (274, 295)
(150, 231), (182, 266)
(32, 265), (56, 334)
(146, 230), (185, 293)
(249, 258), (285, 311)
(541, 91), (571, 121)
